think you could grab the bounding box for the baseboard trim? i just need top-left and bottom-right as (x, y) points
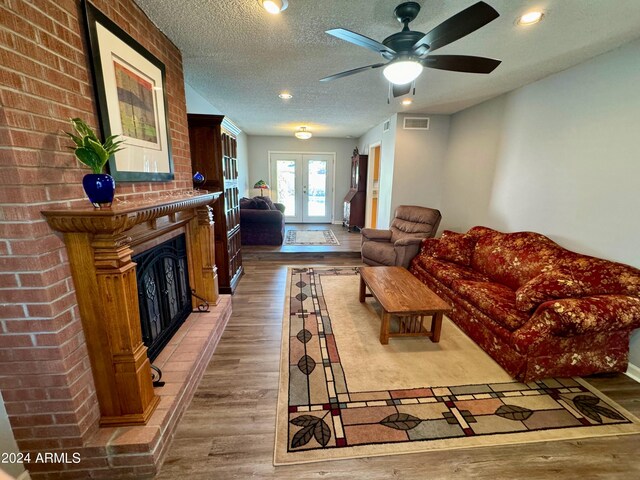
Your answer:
(625, 362), (640, 383)
(332, 220), (343, 225)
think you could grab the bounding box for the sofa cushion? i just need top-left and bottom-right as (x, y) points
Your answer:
(433, 231), (476, 266)
(414, 256), (489, 289)
(515, 267), (584, 312)
(453, 280), (530, 331)
(471, 231), (568, 290)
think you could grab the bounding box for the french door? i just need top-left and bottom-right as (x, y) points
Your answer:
(269, 152), (334, 223)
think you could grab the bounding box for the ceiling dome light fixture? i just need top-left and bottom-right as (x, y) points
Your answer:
(383, 59), (423, 85)
(278, 92), (293, 99)
(259, 0), (288, 14)
(401, 99), (413, 106)
(517, 10), (544, 25)
(294, 127), (312, 140)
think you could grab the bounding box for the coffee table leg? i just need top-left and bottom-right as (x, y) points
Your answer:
(432, 312), (443, 342)
(359, 275), (366, 303)
(380, 311), (391, 344)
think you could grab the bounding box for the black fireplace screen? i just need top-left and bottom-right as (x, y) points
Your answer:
(134, 234), (191, 361)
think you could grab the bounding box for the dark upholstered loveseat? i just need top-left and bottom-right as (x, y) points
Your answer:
(410, 226), (640, 381)
(240, 196), (285, 245)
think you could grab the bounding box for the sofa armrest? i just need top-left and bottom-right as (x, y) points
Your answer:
(513, 295), (640, 350)
(274, 202), (286, 214)
(394, 236), (424, 247)
(361, 228), (392, 242)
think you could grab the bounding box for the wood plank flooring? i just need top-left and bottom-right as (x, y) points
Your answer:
(156, 251), (640, 479)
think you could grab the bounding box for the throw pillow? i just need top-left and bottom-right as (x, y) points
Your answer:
(253, 198), (271, 210)
(433, 230), (476, 266)
(239, 197), (257, 209)
(253, 196), (276, 210)
(515, 267), (584, 312)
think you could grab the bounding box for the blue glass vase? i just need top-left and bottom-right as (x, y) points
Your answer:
(82, 173), (115, 208)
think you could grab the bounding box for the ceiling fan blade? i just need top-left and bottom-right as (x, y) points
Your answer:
(326, 28), (396, 55)
(423, 55), (501, 74)
(412, 1), (499, 54)
(392, 83), (412, 98)
(320, 63), (386, 82)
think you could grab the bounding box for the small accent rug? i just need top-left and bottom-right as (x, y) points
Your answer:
(274, 267), (640, 465)
(284, 229), (340, 246)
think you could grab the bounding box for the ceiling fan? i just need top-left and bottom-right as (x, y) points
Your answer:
(320, 1), (502, 98)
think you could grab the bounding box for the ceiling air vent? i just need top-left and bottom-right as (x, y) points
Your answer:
(403, 117), (430, 130)
(383, 120), (390, 132)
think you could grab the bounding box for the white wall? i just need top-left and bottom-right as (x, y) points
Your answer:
(184, 83), (249, 197)
(358, 116), (396, 229)
(184, 83), (223, 115)
(392, 114), (450, 220)
(246, 136), (356, 223)
(358, 114), (450, 228)
(440, 38), (640, 366)
(0, 391), (25, 477)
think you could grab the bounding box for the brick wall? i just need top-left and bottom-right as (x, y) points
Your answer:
(0, 0), (192, 469)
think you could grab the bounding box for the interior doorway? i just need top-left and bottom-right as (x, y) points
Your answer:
(365, 143), (381, 228)
(269, 152), (335, 223)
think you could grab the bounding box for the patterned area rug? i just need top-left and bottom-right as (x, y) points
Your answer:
(274, 267), (640, 465)
(284, 229), (340, 246)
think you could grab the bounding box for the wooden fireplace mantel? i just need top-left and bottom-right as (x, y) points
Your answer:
(42, 191), (222, 426)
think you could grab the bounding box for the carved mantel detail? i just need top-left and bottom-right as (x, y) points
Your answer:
(43, 192), (221, 427)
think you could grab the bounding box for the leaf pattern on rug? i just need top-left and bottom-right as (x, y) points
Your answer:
(296, 329), (313, 344)
(495, 404), (534, 421)
(295, 293), (308, 301)
(380, 413), (422, 430)
(295, 281), (307, 288)
(571, 395), (626, 424)
(297, 355), (316, 375)
(290, 415), (332, 448)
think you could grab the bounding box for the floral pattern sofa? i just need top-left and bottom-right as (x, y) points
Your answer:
(409, 226), (640, 381)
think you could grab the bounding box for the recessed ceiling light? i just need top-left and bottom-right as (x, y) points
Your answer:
(401, 99), (413, 106)
(258, 0), (288, 14)
(278, 92), (293, 99)
(517, 11), (544, 26)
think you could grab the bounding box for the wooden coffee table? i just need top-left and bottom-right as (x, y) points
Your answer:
(359, 266), (452, 345)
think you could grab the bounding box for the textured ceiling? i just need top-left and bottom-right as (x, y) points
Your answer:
(135, 0), (640, 137)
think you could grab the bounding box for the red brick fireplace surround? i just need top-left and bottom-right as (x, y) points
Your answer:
(0, 0), (232, 477)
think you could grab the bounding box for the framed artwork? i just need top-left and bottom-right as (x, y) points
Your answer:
(82, 0), (174, 182)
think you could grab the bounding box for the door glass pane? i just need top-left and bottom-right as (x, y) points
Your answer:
(276, 160), (296, 216)
(307, 160), (327, 217)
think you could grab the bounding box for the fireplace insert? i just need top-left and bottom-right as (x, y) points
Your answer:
(134, 234), (191, 361)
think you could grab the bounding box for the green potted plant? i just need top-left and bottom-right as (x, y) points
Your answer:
(66, 118), (124, 208)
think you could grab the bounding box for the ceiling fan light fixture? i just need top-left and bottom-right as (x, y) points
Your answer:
(259, 0), (288, 14)
(383, 60), (423, 85)
(401, 99), (413, 106)
(517, 11), (544, 25)
(295, 127), (312, 140)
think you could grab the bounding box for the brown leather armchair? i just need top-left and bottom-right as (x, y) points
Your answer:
(361, 205), (442, 268)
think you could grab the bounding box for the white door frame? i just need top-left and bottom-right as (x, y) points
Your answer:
(268, 151), (336, 223)
(364, 142), (381, 228)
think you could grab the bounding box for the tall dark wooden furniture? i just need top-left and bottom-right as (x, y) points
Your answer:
(187, 114), (243, 294)
(343, 147), (368, 231)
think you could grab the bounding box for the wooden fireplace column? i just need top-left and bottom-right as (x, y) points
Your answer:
(43, 192), (221, 427)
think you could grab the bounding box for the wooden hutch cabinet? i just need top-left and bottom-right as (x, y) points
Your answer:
(343, 147), (368, 231)
(187, 114), (243, 294)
